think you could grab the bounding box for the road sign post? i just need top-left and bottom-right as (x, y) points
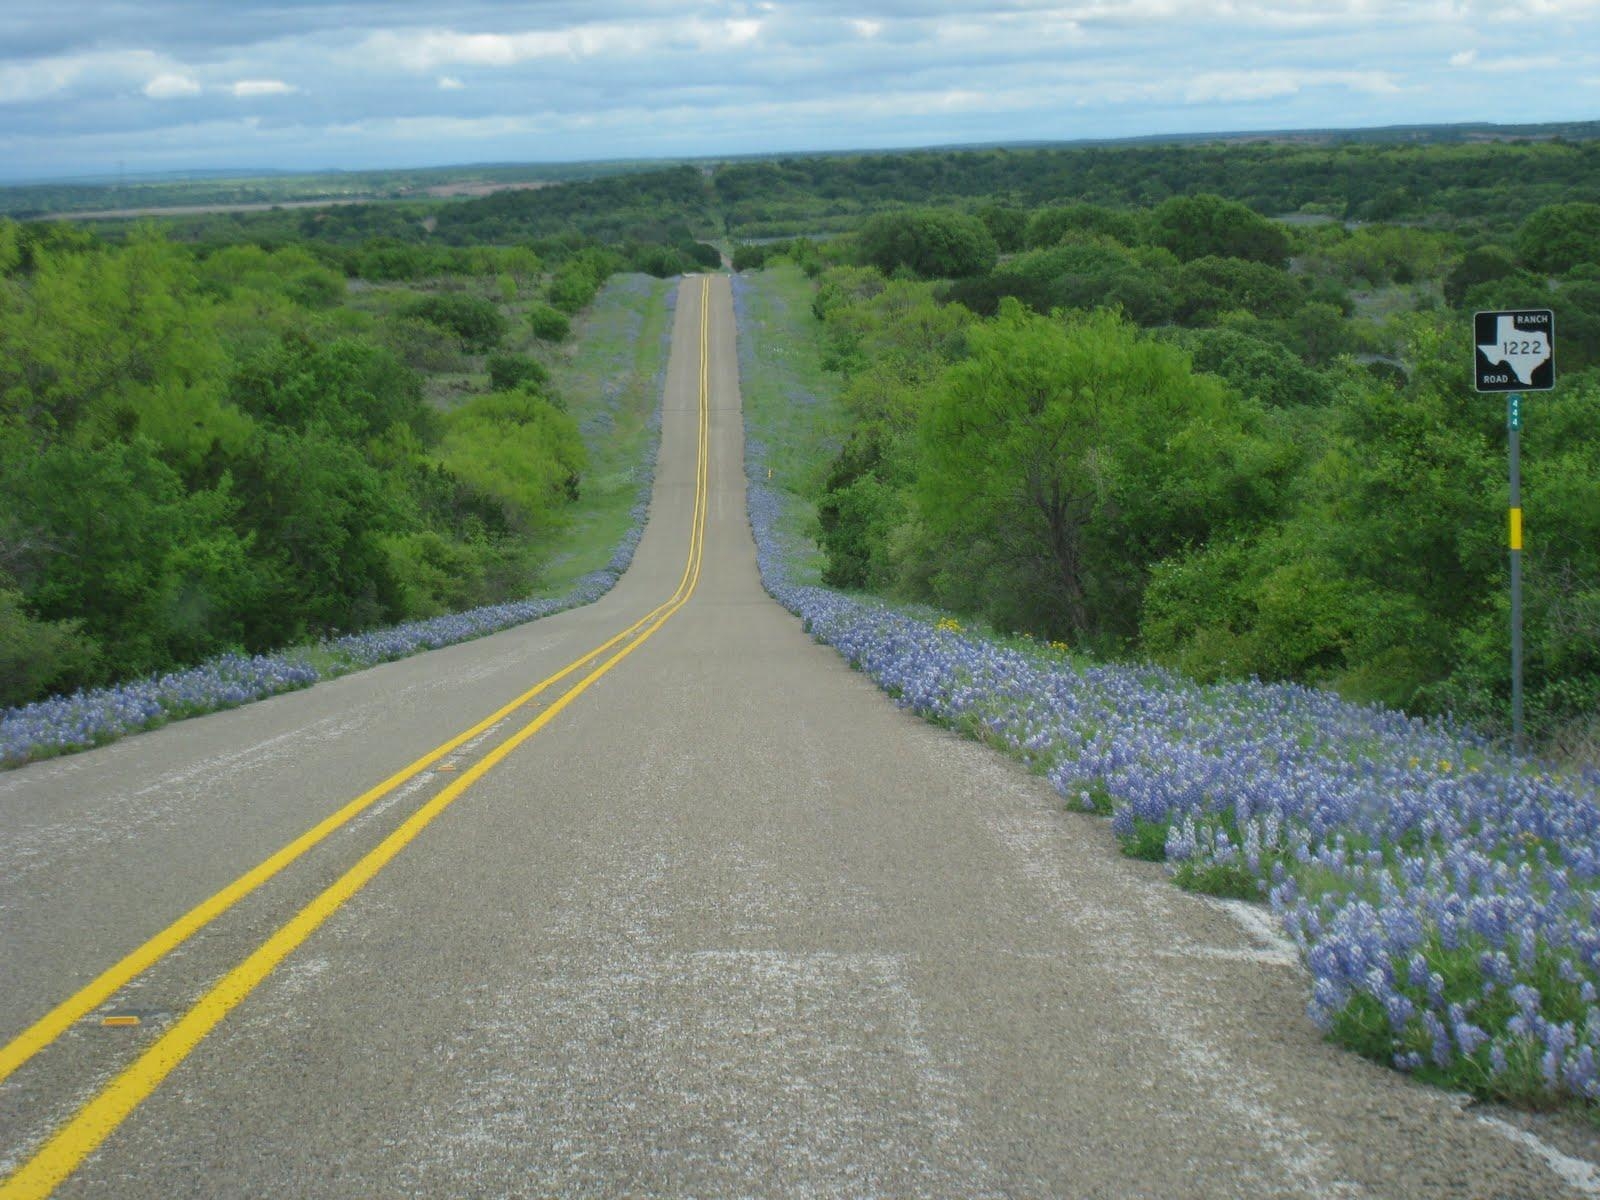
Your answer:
(1474, 309), (1554, 755)
(1507, 393), (1524, 754)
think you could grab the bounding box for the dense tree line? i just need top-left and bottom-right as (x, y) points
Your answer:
(716, 139), (1600, 237)
(781, 193), (1600, 752)
(0, 222), (592, 708)
(82, 132), (1600, 263)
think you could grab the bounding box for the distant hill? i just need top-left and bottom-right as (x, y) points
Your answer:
(6, 117), (1598, 226)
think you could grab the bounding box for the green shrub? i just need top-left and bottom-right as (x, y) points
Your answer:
(402, 292), (507, 352)
(486, 353), (550, 392)
(856, 209), (998, 279)
(0, 588), (99, 707)
(527, 303), (571, 342)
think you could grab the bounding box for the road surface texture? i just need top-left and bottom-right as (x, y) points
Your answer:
(2, 276), (1596, 1198)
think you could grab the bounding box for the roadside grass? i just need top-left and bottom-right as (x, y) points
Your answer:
(734, 257), (1600, 1121)
(540, 273), (674, 595)
(731, 261), (850, 586)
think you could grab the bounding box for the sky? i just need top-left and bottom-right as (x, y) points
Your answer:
(2, 1), (1599, 182)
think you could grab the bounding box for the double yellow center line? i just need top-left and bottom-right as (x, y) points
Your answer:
(0, 276), (715, 1199)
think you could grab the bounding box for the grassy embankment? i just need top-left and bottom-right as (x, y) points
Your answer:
(543, 273), (675, 593)
(731, 262), (850, 586)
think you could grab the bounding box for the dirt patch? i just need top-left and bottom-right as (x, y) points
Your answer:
(420, 181), (556, 199)
(45, 198), (371, 221)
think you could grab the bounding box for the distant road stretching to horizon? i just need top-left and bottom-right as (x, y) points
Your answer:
(0, 276), (1586, 1198)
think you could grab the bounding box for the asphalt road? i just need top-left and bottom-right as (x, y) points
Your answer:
(2, 276), (1596, 1198)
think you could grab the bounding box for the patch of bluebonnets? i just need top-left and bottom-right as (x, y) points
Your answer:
(733, 270), (1600, 1108)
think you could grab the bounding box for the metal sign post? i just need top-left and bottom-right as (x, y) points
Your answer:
(1507, 392), (1524, 753)
(1473, 309), (1554, 755)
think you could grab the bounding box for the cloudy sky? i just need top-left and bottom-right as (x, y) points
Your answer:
(2, 1), (1599, 182)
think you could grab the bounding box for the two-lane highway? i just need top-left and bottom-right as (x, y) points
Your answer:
(1, 276), (1592, 1198)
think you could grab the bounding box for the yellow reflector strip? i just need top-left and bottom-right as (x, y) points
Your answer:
(1510, 507), (1524, 551)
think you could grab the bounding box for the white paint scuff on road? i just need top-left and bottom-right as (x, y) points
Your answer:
(1475, 1115), (1600, 1197)
(1209, 897), (1302, 968)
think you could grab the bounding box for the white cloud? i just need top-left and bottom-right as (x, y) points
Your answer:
(358, 18), (766, 72)
(1180, 69), (1401, 104)
(143, 72), (201, 99)
(0, 49), (164, 104)
(1470, 54), (1568, 72)
(230, 79), (295, 97)
(4, 0), (1600, 179)
(0, 56), (95, 103)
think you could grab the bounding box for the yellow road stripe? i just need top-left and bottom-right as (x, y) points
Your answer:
(1, 276), (713, 1200)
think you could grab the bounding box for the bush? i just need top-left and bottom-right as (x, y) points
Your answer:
(527, 303), (571, 342)
(548, 250), (616, 314)
(1024, 203), (1141, 249)
(1180, 326), (1335, 407)
(1444, 245), (1517, 308)
(1173, 256), (1304, 324)
(486, 352), (550, 391)
(732, 242), (776, 272)
(383, 315), (467, 373)
(0, 588), (98, 707)
(1151, 194), (1291, 267)
(1518, 202), (1600, 275)
(402, 292), (507, 352)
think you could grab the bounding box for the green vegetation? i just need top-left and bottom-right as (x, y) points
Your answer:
(739, 165), (1600, 757)
(540, 273), (676, 594)
(0, 221), (648, 710)
(0, 159), (670, 219)
(734, 262), (852, 585)
(13, 128), (1600, 757)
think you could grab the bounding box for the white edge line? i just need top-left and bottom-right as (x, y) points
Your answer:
(1475, 1114), (1600, 1197)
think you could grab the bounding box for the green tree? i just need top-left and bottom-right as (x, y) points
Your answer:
(855, 209), (998, 279)
(1151, 194), (1291, 267)
(227, 331), (427, 440)
(486, 353), (550, 391)
(230, 428), (408, 643)
(1172, 256), (1304, 324)
(402, 292), (507, 352)
(1517, 202), (1600, 274)
(527, 302), (571, 342)
(945, 236), (1178, 324)
(976, 204), (1028, 252)
(1023, 204), (1141, 249)
(1444, 244), (1517, 308)
(0, 437), (262, 679)
(1179, 326), (1335, 408)
(437, 391), (587, 535)
(915, 303), (1281, 641)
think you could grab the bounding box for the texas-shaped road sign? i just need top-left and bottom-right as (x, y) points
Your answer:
(1475, 309), (1554, 392)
